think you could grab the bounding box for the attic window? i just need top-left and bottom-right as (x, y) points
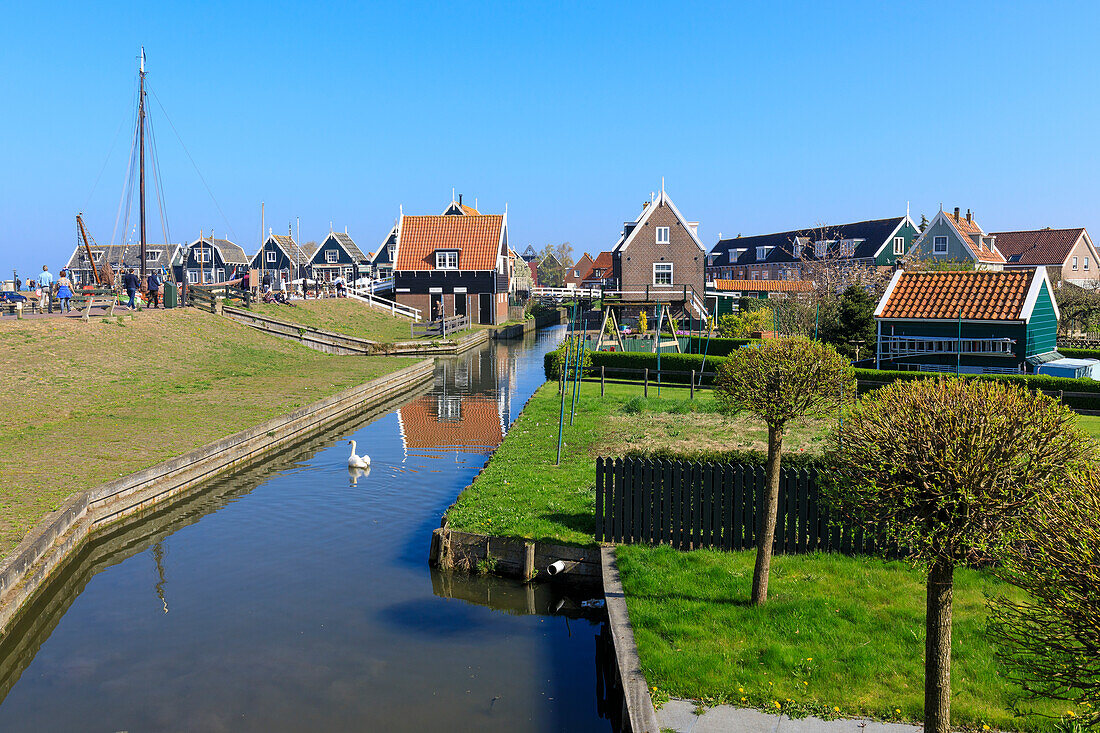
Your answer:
(266, 251), (277, 263)
(933, 236), (948, 254)
(893, 237), (905, 255)
(656, 227), (670, 244)
(326, 249), (339, 264)
(840, 239), (856, 257)
(436, 251), (459, 270)
(145, 250), (162, 262)
(814, 240), (833, 258)
(756, 246), (772, 260)
(196, 248), (211, 263)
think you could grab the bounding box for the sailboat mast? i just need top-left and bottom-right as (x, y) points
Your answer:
(138, 47), (147, 282)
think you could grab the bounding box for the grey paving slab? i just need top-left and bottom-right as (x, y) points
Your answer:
(657, 698), (923, 733)
(657, 699), (704, 732)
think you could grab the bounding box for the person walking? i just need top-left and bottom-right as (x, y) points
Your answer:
(37, 265), (53, 313)
(122, 268), (140, 309)
(56, 270), (74, 313)
(14, 275), (21, 293)
(146, 270), (163, 309)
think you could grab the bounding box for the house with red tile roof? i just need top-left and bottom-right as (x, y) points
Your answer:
(564, 253), (594, 289)
(392, 207), (510, 324)
(907, 208), (1005, 270)
(873, 267), (1060, 374)
(580, 251), (614, 289)
(991, 227), (1099, 287)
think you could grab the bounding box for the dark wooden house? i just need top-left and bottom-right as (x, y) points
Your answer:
(393, 210), (510, 324)
(65, 243), (180, 286)
(174, 237), (249, 284)
(250, 234), (316, 286)
(310, 230), (369, 283)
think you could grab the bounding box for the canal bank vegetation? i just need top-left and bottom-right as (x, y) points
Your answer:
(615, 545), (1063, 731)
(248, 299), (472, 343)
(0, 309), (418, 558)
(444, 381), (830, 546)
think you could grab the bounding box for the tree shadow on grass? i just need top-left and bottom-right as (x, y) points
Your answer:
(540, 512), (596, 541)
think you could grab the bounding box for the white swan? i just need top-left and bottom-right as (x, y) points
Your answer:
(348, 465), (371, 485)
(347, 440), (371, 468)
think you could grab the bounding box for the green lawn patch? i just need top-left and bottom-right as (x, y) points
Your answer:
(0, 309), (418, 558)
(616, 544), (1062, 730)
(444, 381), (831, 545)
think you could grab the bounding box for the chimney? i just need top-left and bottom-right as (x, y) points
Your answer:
(966, 209), (972, 223)
(954, 207), (960, 220)
(459, 193), (463, 206)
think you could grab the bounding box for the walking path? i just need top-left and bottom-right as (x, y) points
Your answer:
(658, 699), (922, 733)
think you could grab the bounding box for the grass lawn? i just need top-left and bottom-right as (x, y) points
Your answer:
(248, 299), (472, 343)
(444, 381), (832, 545)
(617, 545), (1063, 730)
(0, 309), (418, 558)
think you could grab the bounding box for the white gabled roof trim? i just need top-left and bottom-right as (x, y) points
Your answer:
(613, 189), (706, 254)
(1021, 266), (1059, 322)
(871, 215), (919, 259)
(873, 269), (904, 317)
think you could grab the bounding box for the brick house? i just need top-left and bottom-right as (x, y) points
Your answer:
(580, 251), (614, 289)
(991, 227), (1099, 287)
(393, 210), (510, 324)
(706, 215), (919, 282)
(874, 268), (1060, 374)
(609, 189), (708, 320)
(564, 253), (594, 289)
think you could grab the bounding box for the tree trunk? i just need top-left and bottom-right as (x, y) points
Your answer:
(751, 424), (783, 605)
(924, 558), (954, 733)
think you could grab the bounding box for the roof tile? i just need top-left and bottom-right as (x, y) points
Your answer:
(879, 270), (1035, 321)
(396, 215), (504, 271)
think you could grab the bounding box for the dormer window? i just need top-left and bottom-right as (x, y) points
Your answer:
(814, 240), (834, 258)
(146, 250), (162, 262)
(436, 250), (459, 270)
(656, 227), (670, 244)
(756, 246), (772, 260)
(839, 239), (857, 257)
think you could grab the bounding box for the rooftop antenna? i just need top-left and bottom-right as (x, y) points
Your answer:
(661, 176), (665, 196)
(329, 221), (333, 233)
(906, 201), (911, 219)
(452, 187), (456, 203)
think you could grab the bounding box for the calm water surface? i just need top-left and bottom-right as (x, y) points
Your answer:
(0, 327), (618, 732)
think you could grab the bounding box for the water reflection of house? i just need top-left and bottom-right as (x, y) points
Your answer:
(397, 395), (505, 458)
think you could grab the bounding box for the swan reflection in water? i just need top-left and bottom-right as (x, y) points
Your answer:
(348, 465), (371, 485)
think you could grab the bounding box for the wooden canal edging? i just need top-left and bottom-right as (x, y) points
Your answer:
(411, 314), (471, 339)
(0, 359), (436, 636)
(596, 457), (890, 556)
(429, 522), (601, 583)
(487, 307), (566, 340)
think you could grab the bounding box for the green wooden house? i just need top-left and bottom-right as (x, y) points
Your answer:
(873, 267), (1060, 374)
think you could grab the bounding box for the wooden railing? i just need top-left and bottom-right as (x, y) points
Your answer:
(347, 286), (421, 319)
(189, 283), (251, 309)
(411, 314), (470, 338)
(596, 457), (891, 557)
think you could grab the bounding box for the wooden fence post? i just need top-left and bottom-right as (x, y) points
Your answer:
(644, 368), (648, 398)
(690, 370), (695, 399)
(601, 365), (605, 397)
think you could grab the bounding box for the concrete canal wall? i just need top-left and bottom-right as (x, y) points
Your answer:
(487, 308), (565, 340)
(0, 359), (436, 636)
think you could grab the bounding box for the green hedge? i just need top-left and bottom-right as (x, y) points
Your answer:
(622, 447), (828, 472)
(854, 367), (1100, 410)
(1058, 347), (1100, 360)
(677, 336), (758, 357)
(545, 348), (729, 384)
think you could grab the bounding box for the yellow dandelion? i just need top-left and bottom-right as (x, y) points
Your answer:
(774, 701), (781, 709)
(806, 657), (812, 661)
(895, 709), (901, 714)
(741, 697), (747, 703)
(983, 726), (990, 731)
(834, 706), (841, 713)
(803, 681), (808, 686)
(738, 687), (744, 693)
(1067, 710), (1076, 718)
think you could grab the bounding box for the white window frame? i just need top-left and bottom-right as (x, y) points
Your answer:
(325, 249), (339, 264)
(933, 236), (948, 254)
(893, 236), (905, 255)
(1073, 256), (1079, 270)
(656, 226), (670, 245)
(196, 248), (211, 263)
(266, 251), (277, 263)
(1085, 257), (1090, 271)
(435, 250), (459, 270)
(652, 262), (673, 286)
(187, 270), (198, 284)
(145, 249), (162, 262)
(756, 246), (769, 260)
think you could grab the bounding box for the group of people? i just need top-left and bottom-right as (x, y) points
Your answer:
(18, 265), (168, 314)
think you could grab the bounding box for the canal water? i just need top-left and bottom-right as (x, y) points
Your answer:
(0, 327), (620, 732)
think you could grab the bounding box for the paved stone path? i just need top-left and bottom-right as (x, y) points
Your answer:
(658, 699), (923, 733)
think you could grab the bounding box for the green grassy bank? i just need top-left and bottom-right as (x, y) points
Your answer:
(0, 309), (417, 558)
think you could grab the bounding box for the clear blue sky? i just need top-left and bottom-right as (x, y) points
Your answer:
(2, 1), (1098, 278)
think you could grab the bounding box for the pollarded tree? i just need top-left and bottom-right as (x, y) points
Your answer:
(987, 471), (1100, 724)
(715, 337), (854, 605)
(823, 377), (1092, 733)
